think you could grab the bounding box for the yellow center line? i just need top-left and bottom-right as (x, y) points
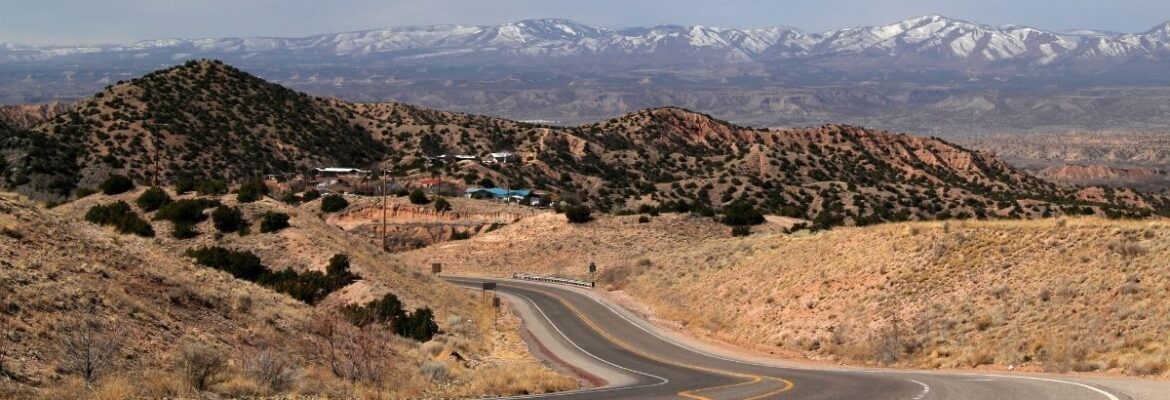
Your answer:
(530, 287), (795, 400)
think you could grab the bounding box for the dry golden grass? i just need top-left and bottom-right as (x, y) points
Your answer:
(1, 190), (577, 398)
(405, 212), (1170, 378)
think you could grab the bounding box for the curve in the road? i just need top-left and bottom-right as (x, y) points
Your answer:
(447, 276), (1130, 400)
(537, 283), (795, 399)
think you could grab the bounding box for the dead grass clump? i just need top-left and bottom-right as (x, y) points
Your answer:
(597, 264), (637, 289)
(989, 285), (1010, 299)
(35, 375), (144, 400)
(291, 366), (355, 398)
(137, 370), (187, 398)
(1109, 240), (1148, 260)
(1043, 340), (1092, 373)
(419, 360), (450, 382)
(1124, 355), (1169, 376)
(177, 341), (228, 391)
(34, 377), (90, 400)
(461, 364), (578, 397)
(965, 348), (996, 367)
(215, 375), (268, 398)
(1037, 288), (1051, 302)
(244, 349), (300, 393)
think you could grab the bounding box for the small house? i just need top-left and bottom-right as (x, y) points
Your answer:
(486, 152), (518, 164)
(314, 168), (371, 179)
(465, 187), (510, 200)
(416, 178), (460, 196)
(507, 189), (532, 203)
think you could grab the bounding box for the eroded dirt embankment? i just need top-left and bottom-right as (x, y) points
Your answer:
(327, 196), (545, 252)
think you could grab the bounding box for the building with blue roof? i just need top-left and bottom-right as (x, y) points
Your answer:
(464, 187), (536, 201)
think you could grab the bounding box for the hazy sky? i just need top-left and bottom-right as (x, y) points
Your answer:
(3, 0), (1170, 45)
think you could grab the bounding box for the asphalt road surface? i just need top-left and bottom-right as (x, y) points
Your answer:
(445, 276), (1144, 400)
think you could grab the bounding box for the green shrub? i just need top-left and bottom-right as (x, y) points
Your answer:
(341, 293), (439, 342)
(259, 212), (290, 233)
(409, 189), (430, 205)
(196, 179), (228, 196)
(236, 179), (269, 203)
(638, 215), (651, 224)
(186, 248), (359, 305)
(565, 204), (593, 223)
(261, 254), (358, 304)
(326, 254), (353, 278)
(320, 194), (348, 213)
(155, 198), (220, 225)
(75, 187), (97, 198)
(433, 197), (451, 212)
(399, 308), (439, 342)
(136, 187), (172, 212)
(721, 202), (765, 226)
(174, 175), (196, 194)
(211, 206), (245, 233)
(342, 293), (405, 327)
(186, 247), (268, 281)
(85, 201), (154, 237)
(279, 192), (300, 204)
(301, 189), (320, 202)
(100, 174), (134, 195)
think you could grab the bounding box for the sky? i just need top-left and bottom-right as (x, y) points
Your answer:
(3, 0), (1170, 45)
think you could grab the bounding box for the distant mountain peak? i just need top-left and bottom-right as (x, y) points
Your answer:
(1146, 20), (1170, 38)
(505, 18), (606, 40)
(3, 16), (1170, 87)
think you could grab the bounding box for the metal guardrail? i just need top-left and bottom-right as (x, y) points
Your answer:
(513, 273), (595, 288)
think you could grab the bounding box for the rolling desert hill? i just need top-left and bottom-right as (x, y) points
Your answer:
(2, 60), (1167, 229)
(0, 188), (575, 399)
(959, 131), (1170, 192)
(402, 211), (1170, 378)
(0, 103), (68, 130)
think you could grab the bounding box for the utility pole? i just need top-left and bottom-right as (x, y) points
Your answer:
(491, 296), (501, 330)
(148, 123), (169, 186)
(381, 166), (388, 252)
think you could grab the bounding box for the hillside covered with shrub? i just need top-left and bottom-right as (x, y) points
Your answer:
(1, 189), (576, 399)
(2, 60), (1168, 227)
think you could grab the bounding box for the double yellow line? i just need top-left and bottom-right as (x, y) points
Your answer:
(530, 287), (795, 400)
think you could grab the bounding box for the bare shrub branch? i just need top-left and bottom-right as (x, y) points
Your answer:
(177, 341), (228, 391)
(59, 317), (124, 385)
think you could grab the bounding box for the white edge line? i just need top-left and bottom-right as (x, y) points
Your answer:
(463, 278), (1123, 400)
(572, 285), (1121, 400)
(909, 379), (930, 400)
(977, 374), (1121, 400)
(447, 279), (669, 400)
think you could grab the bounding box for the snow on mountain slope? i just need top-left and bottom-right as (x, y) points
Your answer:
(3, 16), (1170, 71)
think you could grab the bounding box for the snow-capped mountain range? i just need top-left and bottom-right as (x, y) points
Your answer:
(4, 16), (1170, 70)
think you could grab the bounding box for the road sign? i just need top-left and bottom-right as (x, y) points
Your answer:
(431, 263), (442, 274)
(588, 262), (597, 273)
(482, 282), (497, 291)
(492, 297), (501, 308)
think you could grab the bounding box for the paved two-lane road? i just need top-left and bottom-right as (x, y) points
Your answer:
(446, 276), (1142, 400)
